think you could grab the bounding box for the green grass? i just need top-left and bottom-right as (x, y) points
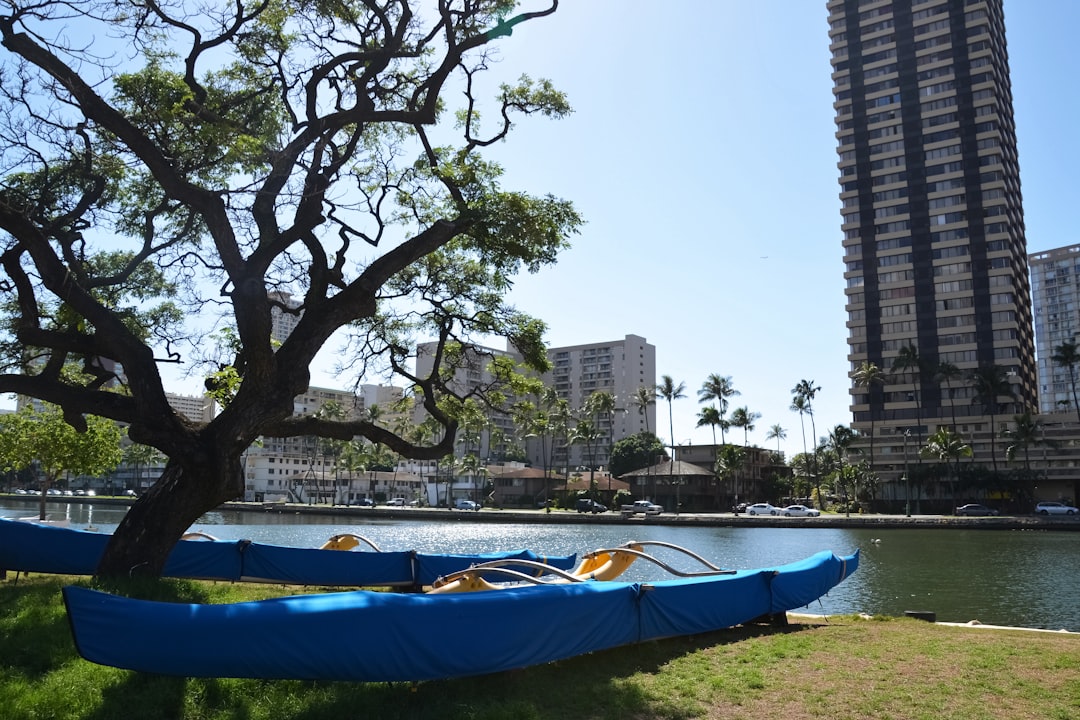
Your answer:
(2, 575), (1078, 720)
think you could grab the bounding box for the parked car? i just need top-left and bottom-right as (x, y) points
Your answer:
(575, 498), (608, 514)
(355, 498), (376, 507)
(386, 497), (407, 507)
(85, 490), (96, 497)
(123, 489), (137, 497)
(454, 499), (480, 511)
(746, 502), (780, 516)
(955, 503), (999, 516)
(781, 504), (820, 517)
(1035, 501), (1078, 516)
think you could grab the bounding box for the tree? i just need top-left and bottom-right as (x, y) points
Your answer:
(825, 424), (858, 516)
(584, 390), (617, 469)
(921, 427), (972, 514)
(1051, 341), (1080, 424)
(0, 2), (579, 577)
(122, 442), (165, 493)
(934, 361), (963, 431)
(891, 345), (925, 442)
(698, 374), (739, 446)
(765, 424), (787, 455)
(657, 375), (685, 502)
(656, 375), (686, 454)
(970, 364), (1015, 474)
(715, 444), (746, 511)
(631, 385), (656, 434)
(851, 361), (886, 470)
(0, 403), (123, 519)
(609, 432), (664, 478)
(569, 418), (600, 498)
(791, 379), (821, 507)
(1003, 412), (1056, 507)
(729, 406), (760, 447)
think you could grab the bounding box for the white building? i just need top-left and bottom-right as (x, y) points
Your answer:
(241, 383), (407, 502)
(268, 290), (303, 344)
(412, 334), (657, 473)
(1030, 245), (1080, 415)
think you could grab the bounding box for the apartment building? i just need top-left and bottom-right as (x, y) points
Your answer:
(830, 0), (1038, 491)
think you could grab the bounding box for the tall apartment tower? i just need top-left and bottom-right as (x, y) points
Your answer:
(829, 0), (1037, 460)
(1030, 245), (1080, 415)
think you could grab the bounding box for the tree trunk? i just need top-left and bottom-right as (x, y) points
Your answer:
(96, 455), (243, 578)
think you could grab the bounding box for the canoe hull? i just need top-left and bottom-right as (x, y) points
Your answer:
(0, 517), (575, 586)
(63, 550), (858, 682)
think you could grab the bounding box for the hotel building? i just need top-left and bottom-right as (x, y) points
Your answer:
(828, 0), (1038, 484)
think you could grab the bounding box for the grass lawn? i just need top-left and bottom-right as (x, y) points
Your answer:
(2, 573), (1078, 720)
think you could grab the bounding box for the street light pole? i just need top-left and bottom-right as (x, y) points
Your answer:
(904, 429), (911, 517)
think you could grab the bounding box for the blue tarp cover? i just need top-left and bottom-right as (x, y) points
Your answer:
(63, 550), (858, 682)
(0, 518), (575, 586)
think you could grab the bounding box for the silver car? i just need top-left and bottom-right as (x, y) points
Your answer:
(781, 504), (821, 517)
(1035, 502), (1078, 516)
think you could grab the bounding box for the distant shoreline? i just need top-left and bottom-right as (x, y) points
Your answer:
(5, 493), (1078, 531)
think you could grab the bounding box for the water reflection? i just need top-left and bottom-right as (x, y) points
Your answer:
(4, 500), (1078, 631)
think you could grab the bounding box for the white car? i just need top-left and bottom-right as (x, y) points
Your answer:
(454, 499), (480, 511)
(746, 502), (779, 516)
(385, 497), (407, 507)
(1035, 502), (1078, 516)
(781, 504), (820, 517)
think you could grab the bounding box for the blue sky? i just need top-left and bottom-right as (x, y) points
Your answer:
(455, 0), (1080, 458)
(7, 2), (1077, 461)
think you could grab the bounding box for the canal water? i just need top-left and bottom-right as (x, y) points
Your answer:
(4, 500), (1079, 632)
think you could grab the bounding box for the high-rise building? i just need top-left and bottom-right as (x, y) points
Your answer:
(1030, 245), (1080, 415)
(829, 0), (1038, 475)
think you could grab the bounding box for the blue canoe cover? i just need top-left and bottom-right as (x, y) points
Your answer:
(0, 518), (575, 587)
(64, 581), (642, 682)
(63, 550), (858, 682)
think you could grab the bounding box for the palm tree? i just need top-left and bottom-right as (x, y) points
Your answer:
(630, 386), (656, 434)
(569, 418), (601, 499)
(696, 406), (721, 448)
(921, 427), (972, 514)
(698, 374), (739, 446)
(851, 361), (886, 470)
(891, 344), (924, 443)
(585, 390), (617, 469)
(826, 424), (858, 516)
(1003, 412), (1057, 508)
(1051, 340), (1080, 424)
(934, 361), (963, 430)
(548, 395), (574, 484)
(698, 405), (722, 508)
(792, 380), (821, 506)
(715, 444), (746, 512)
(729, 406), (761, 447)
(766, 423), (787, 455)
(790, 394), (810, 469)
(970, 364), (1015, 474)
(657, 375), (686, 510)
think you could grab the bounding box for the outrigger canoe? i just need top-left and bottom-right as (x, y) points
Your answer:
(0, 517), (575, 587)
(62, 547), (858, 682)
